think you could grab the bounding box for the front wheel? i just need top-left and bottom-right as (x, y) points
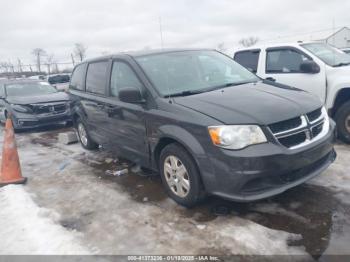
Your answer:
(76, 118), (99, 150)
(335, 101), (350, 143)
(159, 143), (206, 207)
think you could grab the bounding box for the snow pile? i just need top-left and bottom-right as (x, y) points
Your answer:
(0, 185), (89, 255)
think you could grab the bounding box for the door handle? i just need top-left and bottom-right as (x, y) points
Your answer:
(105, 105), (121, 117)
(265, 77), (276, 82)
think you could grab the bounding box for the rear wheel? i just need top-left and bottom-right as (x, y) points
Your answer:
(76, 118), (98, 150)
(159, 143), (206, 207)
(335, 101), (350, 143)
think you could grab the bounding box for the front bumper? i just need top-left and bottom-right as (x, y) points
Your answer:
(11, 111), (72, 130)
(201, 121), (336, 202)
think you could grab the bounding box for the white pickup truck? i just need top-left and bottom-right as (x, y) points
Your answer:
(233, 42), (350, 143)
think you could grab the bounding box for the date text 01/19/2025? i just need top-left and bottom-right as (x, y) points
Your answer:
(127, 255), (219, 261)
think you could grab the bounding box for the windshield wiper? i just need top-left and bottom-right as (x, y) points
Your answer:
(209, 81), (256, 90)
(167, 81), (256, 97)
(168, 90), (205, 97)
(333, 62), (350, 67)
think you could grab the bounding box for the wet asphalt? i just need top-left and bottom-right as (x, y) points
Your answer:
(4, 125), (350, 259)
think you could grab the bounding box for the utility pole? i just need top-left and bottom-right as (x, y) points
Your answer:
(159, 16), (164, 49)
(17, 58), (22, 73)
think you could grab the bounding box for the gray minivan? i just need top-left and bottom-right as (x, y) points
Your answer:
(69, 49), (336, 207)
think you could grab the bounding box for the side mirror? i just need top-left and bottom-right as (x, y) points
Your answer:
(300, 61), (320, 74)
(119, 87), (144, 103)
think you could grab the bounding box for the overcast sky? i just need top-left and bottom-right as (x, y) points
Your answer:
(0, 0), (349, 65)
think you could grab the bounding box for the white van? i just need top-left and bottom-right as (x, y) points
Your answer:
(233, 42), (350, 142)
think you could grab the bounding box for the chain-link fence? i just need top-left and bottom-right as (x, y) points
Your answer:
(0, 61), (75, 78)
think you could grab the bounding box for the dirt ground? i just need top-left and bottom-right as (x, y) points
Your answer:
(0, 125), (350, 259)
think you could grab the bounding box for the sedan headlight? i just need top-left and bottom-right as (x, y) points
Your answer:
(208, 125), (267, 150)
(11, 104), (33, 113)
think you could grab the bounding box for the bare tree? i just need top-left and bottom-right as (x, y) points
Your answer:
(0, 62), (10, 75)
(216, 42), (227, 53)
(0, 61), (14, 78)
(74, 43), (87, 62)
(46, 53), (55, 75)
(32, 48), (47, 72)
(238, 36), (259, 47)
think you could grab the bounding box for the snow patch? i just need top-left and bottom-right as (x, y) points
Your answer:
(0, 185), (89, 255)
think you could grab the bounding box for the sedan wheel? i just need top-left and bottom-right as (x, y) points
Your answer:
(164, 155), (190, 198)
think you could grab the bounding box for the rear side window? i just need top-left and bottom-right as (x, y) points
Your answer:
(110, 61), (143, 97)
(70, 64), (86, 90)
(266, 49), (311, 73)
(234, 50), (260, 73)
(86, 61), (108, 95)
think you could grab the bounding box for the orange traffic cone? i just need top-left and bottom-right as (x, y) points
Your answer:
(0, 118), (27, 186)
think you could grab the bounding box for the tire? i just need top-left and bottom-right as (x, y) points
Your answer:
(76, 118), (99, 150)
(159, 143), (206, 207)
(335, 101), (350, 143)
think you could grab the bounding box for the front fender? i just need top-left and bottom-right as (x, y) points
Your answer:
(152, 124), (215, 191)
(325, 67), (350, 109)
(157, 125), (206, 156)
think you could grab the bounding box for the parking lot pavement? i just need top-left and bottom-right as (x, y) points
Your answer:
(0, 126), (349, 258)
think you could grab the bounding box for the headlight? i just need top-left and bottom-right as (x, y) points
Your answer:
(11, 104), (32, 113)
(208, 125), (267, 150)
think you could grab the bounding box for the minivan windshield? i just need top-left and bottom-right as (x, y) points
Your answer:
(302, 43), (350, 67)
(136, 50), (259, 96)
(5, 82), (57, 97)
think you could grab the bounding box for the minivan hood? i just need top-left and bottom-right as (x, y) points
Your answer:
(174, 82), (322, 125)
(6, 92), (69, 105)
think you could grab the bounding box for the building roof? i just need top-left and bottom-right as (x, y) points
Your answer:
(254, 27), (350, 46)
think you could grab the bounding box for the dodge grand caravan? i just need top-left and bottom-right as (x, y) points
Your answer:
(69, 49), (336, 207)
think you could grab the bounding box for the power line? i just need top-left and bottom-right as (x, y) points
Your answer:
(260, 25), (348, 42)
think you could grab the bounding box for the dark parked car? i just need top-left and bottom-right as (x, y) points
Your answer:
(48, 74), (70, 85)
(69, 49), (336, 207)
(0, 79), (71, 130)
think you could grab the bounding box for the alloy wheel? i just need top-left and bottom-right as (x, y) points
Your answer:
(164, 155), (190, 198)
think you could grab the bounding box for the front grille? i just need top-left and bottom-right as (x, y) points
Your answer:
(307, 107), (322, 123)
(268, 108), (326, 149)
(278, 132), (307, 148)
(312, 122), (323, 137)
(269, 117), (302, 134)
(33, 103), (67, 114)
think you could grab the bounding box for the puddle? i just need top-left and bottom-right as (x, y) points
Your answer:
(59, 211), (95, 232)
(178, 184), (341, 259)
(29, 126), (75, 147)
(73, 152), (168, 203)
